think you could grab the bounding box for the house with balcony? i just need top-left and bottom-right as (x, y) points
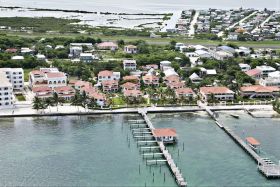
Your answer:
(98, 70), (120, 83)
(53, 86), (75, 100)
(199, 86), (235, 101)
(142, 75), (159, 86)
(0, 68), (24, 91)
(240, 85), (280, 98)
(101, 80), (119, 92)
(123, 60), (137, 71)
(175, 88), (195, 99)
(29, 68), (67, 89)
(0, 71), (14, 109)
(124, 45), (138, 54)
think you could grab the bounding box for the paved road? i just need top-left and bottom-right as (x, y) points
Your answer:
(188, 10), (199, 37)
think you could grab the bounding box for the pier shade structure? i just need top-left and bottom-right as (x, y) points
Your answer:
(246, 137), (261, 152)
(152, 128), (177, 144)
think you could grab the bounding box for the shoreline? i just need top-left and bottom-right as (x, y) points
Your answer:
(0, 104), (274, 118)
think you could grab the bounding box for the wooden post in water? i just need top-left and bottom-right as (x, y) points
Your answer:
(183, 142), (185, 151)
(153, 172), (154, 183)
(164, 172), (166, 182)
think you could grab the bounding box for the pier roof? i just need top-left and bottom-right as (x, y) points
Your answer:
(153, 128), (177, 137)
(246, 137), (260, 146)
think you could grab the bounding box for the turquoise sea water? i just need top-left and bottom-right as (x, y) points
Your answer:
(0, 113), (279, 186)
(0, 115), (176, 186)
(149, 112), (280, 187)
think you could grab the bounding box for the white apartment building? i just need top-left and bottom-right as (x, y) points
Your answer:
(256, 65), (276, 77)
(0, 71), (14, 109)
(29, 68), (67, 89)
(259, 71), (280, 87)
(97, 70), (120, 83)
(123, 60), (137, 71)
(0, 68), (24, 91)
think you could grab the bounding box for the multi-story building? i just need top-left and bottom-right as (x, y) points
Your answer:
(123, 60), (137, 71)
(240, 85), (280, 98)
(259, 71), (280, 87)
(29, 68), (67, 89)
(97, 70), (120, 83)
(101, 80), (119, 92)
(142, 75), (159, 86)
(124, 45), (138, 54)
(256, 65), (276, 77)
(0, 71), (14, 109)
(200, 87), (234, 101)
(0, 68), (24, 91)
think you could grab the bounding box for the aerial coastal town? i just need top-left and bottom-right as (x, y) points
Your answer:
(0, 37), (280, 112)
(0, 3), (280, 187)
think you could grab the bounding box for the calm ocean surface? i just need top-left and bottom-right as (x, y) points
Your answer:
(2, 0), (280, 13)
(0, 112), (279, 186)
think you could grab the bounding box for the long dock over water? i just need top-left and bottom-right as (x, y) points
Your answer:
(138, 109), (187, 187)
(201, 104), (280, 179)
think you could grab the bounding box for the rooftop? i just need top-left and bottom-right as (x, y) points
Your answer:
(153, 128), (177, 137)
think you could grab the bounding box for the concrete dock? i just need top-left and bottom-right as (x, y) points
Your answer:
(202, 104), (280, 179)
(138, 109), (187, 187)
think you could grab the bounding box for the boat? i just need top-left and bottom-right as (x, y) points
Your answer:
(230, 114), (239, 119)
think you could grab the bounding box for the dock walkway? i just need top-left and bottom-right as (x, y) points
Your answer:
(138, 109), (187, 186)
(201, 104), (280, 179)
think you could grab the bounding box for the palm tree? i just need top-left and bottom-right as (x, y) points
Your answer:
(45, 97), (54, 112)
(33, 97), (42, 111)
(80, 91), (89, 108)
(52, 92), (60, 111)
(71, 92), (81, 106)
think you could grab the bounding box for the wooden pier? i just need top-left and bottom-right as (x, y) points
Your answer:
(138, 109), (187, 187)
(202, 105), (280, 179)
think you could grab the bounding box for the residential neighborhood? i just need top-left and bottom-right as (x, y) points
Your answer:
(0, 35), (279, 110)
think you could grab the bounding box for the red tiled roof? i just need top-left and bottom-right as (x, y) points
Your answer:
(5, 48), (17, 53)
(31, 70), (44, 75)
(89, 92), (106, 100)
(245, 68), (261, 76)
(46, 72), (65, 78)
(200, 87), (234, 94)
(246, 137), (260, 146)
(143, 75), (159, 81)
(53, 86), (75, 93)
(123, 90), (143, 97)
(32, 86), (52, 93)
(175, 88), (194, 95)
(98, 70), (113, 77)
(102, 80), (118, 86)
(122, 82), (138, 89)
(123, 75), (140, 81)
(240, 85), (280, 93)
(97, 42), (118, 48)
(153, 128), (177, 137)
(165, 75), (180, 82)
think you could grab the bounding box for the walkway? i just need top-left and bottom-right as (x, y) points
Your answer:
(200, 103), (280, 179)
(138, 109), (187, 187)
(188, 11), (199, 37)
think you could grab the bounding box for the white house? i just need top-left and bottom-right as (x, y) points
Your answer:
(69, 46), (82, 58)
(80, 53), (96, 63)
(0, 68), (24, 91)
(256, 65), (276, 77)
(124, 45), (138, 54)
(123, 60), (137, 71)
(195, 50), (212, 58)
(239, 63), (251, 72)
(97, 70), (120, 83)
(259, 71), (280, 87)
(29, 68), (67, 89)
(0, 71), (14, 109)
(200, 86), (234, 101)
(160, 61), (172, 71)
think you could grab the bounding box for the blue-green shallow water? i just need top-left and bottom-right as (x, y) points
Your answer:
(0, 115), (176, 186)
(149, 112), (280, 187)
(217, 111), (280, 163)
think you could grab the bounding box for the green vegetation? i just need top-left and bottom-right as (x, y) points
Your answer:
(273, 98), (280, 114)
(15, 94), (26, 101)
(0, 17), (83, 33)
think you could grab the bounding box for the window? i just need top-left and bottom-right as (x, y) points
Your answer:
(5, 102), (9, 105)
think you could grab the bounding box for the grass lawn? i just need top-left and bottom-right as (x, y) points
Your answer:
(15, 94), (26, 101)
(24, 69), (32, 82)
(3, 31), (280, 48)
(112, 96), (126, 106)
